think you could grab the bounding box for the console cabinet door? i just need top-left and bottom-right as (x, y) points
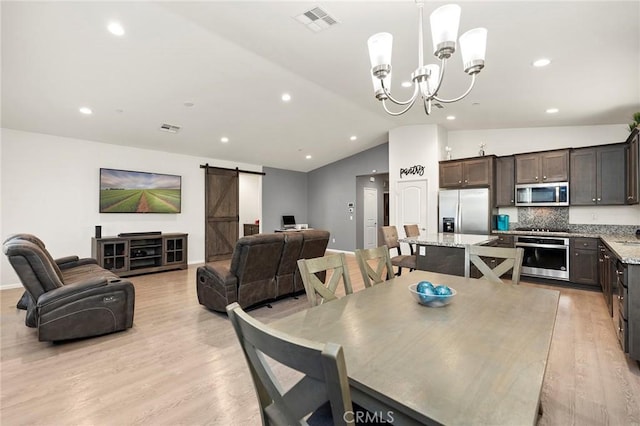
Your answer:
(496, 156), (515, 206)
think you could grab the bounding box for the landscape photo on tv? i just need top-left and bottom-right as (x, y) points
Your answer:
(100, 168), (182, 213)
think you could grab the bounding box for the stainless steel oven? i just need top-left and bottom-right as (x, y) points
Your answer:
(515, 235), (570, 280)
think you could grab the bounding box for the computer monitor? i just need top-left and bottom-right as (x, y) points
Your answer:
(282, 215), (296, 228)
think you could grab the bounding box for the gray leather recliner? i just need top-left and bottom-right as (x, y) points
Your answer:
(3, 234), (135, 341)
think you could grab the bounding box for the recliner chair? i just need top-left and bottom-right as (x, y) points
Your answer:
(3, 234), (135, 341)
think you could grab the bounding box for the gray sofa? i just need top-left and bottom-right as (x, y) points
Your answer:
(3, 234), (135, 341)
(196, 229), (330, 312)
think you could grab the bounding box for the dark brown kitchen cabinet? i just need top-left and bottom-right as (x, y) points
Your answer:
(495, 156), (515, 206)
(570, 144), (626, 205)
(570, 237), (598, 286)
(515, 149), (569, 184)
(626, 128), (639, 204)
(599, 242), (615, 317)
(439, 156), (494, 188)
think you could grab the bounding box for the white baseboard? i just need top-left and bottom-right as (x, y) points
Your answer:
(326, 249), (355, 255)
(1, 282), (23, 290)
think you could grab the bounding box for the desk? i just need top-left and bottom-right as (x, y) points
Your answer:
(270, 270), (559, 425)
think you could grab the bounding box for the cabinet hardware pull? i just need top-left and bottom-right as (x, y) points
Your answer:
(543, 176), (547, 179)
(592, 198), (596, 202)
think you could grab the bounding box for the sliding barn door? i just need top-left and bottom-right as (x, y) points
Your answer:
(205, 167), (239, 261)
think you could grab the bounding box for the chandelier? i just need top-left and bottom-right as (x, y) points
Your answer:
(367, 1), (487, 116)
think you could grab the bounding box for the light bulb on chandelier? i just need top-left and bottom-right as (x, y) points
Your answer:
(367, 1), (487, 116)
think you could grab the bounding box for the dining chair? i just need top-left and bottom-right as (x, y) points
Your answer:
(379, 226), (416, 276)
(297, 253), (354, 307)
(354, 245), (394, 288)
(403, 224), (421, 255)
(226, 302), (355, 425)
(464, 245), (525, 285)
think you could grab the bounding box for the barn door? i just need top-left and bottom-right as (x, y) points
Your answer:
(205, 167), (239, 261)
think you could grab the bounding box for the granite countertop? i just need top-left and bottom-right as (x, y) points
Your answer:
(400, 233), (497, 248)
(493, 230), (640, 265)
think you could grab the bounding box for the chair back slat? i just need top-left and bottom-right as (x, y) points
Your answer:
(297, 253), (353, 307)
(354, 246), (394, 288)
(226, 302), (354, 425)
(465, 245), (525, 285)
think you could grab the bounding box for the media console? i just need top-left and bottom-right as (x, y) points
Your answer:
(91, 233), (188, 277)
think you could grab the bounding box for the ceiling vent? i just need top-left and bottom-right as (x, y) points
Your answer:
(294, 6), (339, 33)
(159, 123), (181, 133)
(433, 103), (444, 109)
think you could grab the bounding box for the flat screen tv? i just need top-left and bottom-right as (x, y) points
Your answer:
(282, 215), (296, 228)
(100, 168), (181, 213)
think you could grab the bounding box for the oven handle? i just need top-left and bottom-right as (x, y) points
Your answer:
(515, 242), (569, 249)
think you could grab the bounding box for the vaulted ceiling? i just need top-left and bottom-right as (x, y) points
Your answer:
(2, 1), (639, 172)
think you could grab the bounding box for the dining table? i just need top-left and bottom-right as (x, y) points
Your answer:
(269, 270), (560, 425)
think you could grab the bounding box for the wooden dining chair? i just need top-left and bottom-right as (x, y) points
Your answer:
(464, 245), (525, 285)
(403, 224), (421, 255)
(226, 302), (355, 425)
(354, 245), (394, 288)
(297, 253), (354, 307)
(379, 226), (416, 276)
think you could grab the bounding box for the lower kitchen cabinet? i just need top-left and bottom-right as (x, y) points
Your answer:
(569, 237), (599, 286)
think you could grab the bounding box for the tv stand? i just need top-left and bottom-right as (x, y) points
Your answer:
(91, 233), (188, 277)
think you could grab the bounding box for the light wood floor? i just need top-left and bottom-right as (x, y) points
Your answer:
(2, 254), (639, 425)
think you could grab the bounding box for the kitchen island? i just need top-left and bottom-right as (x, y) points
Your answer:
(400, 233), (497, 277)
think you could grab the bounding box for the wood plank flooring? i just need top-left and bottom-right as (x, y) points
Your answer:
(1, 254), (639, 425)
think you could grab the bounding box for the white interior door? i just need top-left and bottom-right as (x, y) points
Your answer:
(396, 180), (428, 237)
(363, 187), (378, 249)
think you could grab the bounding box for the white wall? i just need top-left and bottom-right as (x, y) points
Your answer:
(239, 173), (262, 235)
(389, 125), (443, 236)
(446, 124), (640, 226)
(1, 128), (262, 287)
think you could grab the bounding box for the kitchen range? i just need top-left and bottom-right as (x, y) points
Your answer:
(513, 227), (570, 281)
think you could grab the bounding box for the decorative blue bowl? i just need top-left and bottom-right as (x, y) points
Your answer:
(408, 284), (457, 307)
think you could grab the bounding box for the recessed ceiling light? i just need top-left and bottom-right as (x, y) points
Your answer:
(546, 108), (559, 114)
(401, 81), (412, 88)
(446, 115), (455, 120)
(220, 137), (229, 143)
(281, 93), (291, 102)
(305, 155), (312, 159)
(79, 107), (92, 115)
(350, 135), (357, 141)
(107, 22), (125, 37)
(533, 58), (551, 67)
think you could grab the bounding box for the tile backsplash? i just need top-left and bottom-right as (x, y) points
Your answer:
(517, 207), (569, 229)
(509, 207), (639, 235)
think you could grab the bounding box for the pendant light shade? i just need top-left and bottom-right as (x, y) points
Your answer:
(429, 4), (460, 56)
(367, 32), (393, 69)
(459, 27), (487, 74)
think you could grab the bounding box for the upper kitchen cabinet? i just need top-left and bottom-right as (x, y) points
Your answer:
(439, 156), (495, 188)
(571, 144), (626, 205)
(495, 156), (515, 206)
(515, 149), (569, 184)
(626, 128), (639, 204)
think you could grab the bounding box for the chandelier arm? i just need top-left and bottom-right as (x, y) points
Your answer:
(423, 98), (432, 115)
(381, 79), (420, 106)
(433, 73), (477, 104)
(382, 96), (419, 116)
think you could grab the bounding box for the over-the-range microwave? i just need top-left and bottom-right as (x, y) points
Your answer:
(515, 182), (569, 206)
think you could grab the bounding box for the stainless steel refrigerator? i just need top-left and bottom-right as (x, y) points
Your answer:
(438, 188), (491, 234)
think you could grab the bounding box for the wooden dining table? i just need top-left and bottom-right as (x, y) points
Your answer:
(269, 270), (560, 425)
